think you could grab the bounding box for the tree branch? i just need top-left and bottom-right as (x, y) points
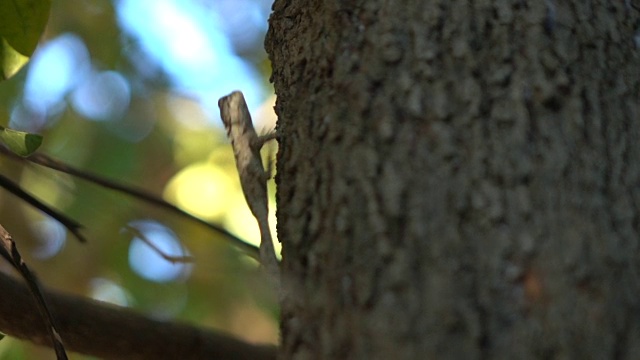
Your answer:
(0, 271), (277, 359)
(0, 146), (259, 260)
(0, 225), (68, 359)
(0, 174), (85, 243)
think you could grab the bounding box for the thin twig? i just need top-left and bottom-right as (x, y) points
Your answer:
(0, 269), (277, 360)
(0, 224), (68, 359)
(0, 174), (85, 243)
(0, 147), (259, 260)
(122, 225), (195, 264)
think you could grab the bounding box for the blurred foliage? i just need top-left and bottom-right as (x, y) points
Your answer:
(0, 0), (48, 155)
(0, 1), (278, 359)
(0, 0), (51, 79)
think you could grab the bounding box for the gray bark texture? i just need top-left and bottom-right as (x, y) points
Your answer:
(266, 0), (640, 359)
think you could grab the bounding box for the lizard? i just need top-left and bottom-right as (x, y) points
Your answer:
(218, 91), (280, 287)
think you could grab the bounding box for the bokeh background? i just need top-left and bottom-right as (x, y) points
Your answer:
(0, 0), (278, 358)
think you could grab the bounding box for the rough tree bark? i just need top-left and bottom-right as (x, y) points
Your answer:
(2, 1), (639, 359)
(266, 0), (640, 359)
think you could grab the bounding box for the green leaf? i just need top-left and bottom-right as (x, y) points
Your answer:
(0, 331), (4, 341)
(0, 0), (51, 80)
(1, 37), (30, 80)
(0, 126), (43, 156)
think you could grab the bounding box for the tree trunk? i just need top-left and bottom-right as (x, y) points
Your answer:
(266, 1), (640, 359)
